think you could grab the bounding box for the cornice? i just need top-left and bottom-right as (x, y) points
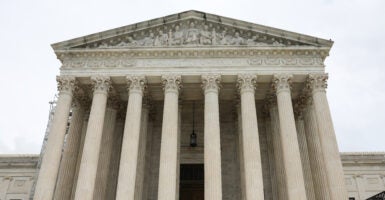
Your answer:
(55, 46), (330, 59)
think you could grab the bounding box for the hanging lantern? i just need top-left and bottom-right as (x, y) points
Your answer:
(190, 101), (197, 147)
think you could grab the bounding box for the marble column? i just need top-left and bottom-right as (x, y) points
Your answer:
(105, 117), (125, 199)
(267, 96), (287, 200)
(34, 76), (76, 200)
(294, 99), (316, 200)
(236, 102), (246, 200)
(71, 111), (89, 199)
(93, 94), (119, 200)
(237, 74), (264, 200)
(272, 74), (307, 200)
(116, 75), (146, 200)
(74, 76), (111, 200)
(263, 107), (279, 200)
(307, 73), (348, 199)
(157, 75), (181, 200)
(303, 96), (331, 199)
(54, 95), (86, 200)
(202, 74), (222, 200)
(134, 101), (150, 200)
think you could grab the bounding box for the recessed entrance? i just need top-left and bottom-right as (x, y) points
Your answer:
(179, 164), (204, 200)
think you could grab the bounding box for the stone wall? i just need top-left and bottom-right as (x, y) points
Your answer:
(0, 155), (38, 200)
(342, 152), (385, 200)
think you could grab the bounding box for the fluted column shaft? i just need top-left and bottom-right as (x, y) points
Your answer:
(237, 74), (264, 200)
(93, 98), (118, 200)
(54, 99), (85, 200)
(106, 119), (125, 199)
(268, 100), (287, 200)
(294, 102), (316, 200)
(202, 74), (222, 200)
(134, 103), (150, 200)
(308, 74), (348, 199)
(71, 112), (89, 199)
(273, 74), (307, 200)
(116, 75), (146, 200)
(34, 76), (76, 200)
(236, 103), (246, 200)
(303, 99), (330, 199)
(157, 75), (181, 200)
(264, 115), (279, 200)
(74, 76), (111, 200)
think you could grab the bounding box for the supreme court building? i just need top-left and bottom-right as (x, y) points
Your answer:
(32, 10), (352, 200)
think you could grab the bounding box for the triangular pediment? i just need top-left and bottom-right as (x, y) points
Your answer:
(52, 10), (333, 51)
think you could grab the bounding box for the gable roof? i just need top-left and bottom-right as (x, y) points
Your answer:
(51, 10), (333, 51)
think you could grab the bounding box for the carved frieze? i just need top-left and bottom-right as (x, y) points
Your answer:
(74, 20), (308, 49)
(60, 55), (324, 69)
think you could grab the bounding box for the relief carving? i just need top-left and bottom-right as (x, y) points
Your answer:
(78, 20), (295, 49)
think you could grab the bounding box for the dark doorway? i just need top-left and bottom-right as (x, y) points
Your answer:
(179, 164), (204, 200)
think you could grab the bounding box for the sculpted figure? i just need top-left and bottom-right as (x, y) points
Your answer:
(219, 30), (229, 45)
(172, 25), (184, 45)
(200, 25), (212, 45)
(154, 30), (168, 46)
(211, 28), (217, 45)
(231, 32), (245, 45)
(272, 40), (285, 46)
(116, 36), (137, 47)
(168, 29), (173, 46)
(246, 35), (258, 45)
(185, 22), (199, 45)
(142, 32), (155, 46)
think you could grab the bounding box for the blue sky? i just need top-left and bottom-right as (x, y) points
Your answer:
(0, 0), (384, 153)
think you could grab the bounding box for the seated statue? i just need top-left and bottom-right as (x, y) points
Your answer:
(185, 22), (199, 45)
(200, 25), (212, 45)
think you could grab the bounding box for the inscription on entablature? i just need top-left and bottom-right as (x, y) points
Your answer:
(62, 56), (323, 69)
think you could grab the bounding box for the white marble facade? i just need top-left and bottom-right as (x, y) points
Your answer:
(3, 10), (381, 200)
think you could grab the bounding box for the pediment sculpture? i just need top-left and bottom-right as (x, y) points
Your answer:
(80, 21), (306, 49)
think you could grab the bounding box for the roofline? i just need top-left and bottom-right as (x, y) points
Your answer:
(51, 10), (333, 51)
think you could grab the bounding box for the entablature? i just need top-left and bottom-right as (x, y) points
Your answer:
(57, 47), (328, 76)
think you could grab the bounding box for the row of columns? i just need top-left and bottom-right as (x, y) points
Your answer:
(33, 73), (347, 200)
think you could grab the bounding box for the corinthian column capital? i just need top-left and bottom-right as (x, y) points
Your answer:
(307, 73), (328, 93)
(161, 74), (182, 94)
(91, 76), (111, 94)
(272, 74), (292, 94)
(202, 74), (221, 94)
(127, 75), (147, 95)
(237, 74), (257, 94)
(56, 76), (77, 94)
